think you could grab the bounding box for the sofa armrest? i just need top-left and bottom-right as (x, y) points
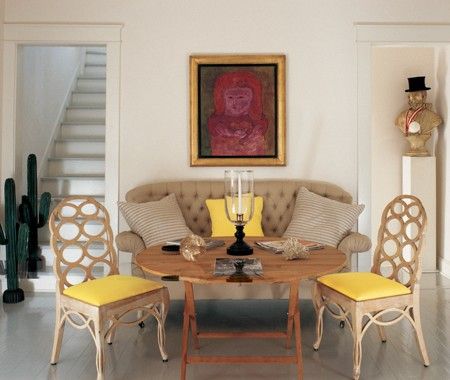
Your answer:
(115, 231), (145, 255)
(337, 232), (372, 270)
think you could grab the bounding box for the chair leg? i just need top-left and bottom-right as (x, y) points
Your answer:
(106, 315), (119, 345)
(373, 313), (387, 343)
(377, 325), (387, 343)
(312, 282), (325, 351)
(352, 308), (363, 380)
(137, 310), (145, 328)
(50, 305), (66, 364)
(156, 288), (169, 362)
(410, 293), (430, 366)
(93, 317), (106, 380)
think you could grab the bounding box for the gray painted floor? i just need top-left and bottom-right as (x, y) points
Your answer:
(1, 273), (450, 380)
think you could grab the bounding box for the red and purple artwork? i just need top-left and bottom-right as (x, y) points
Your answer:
(190, 55), (285, 166)
(207, 71), (268, 156)
(198, 64), (277, 158)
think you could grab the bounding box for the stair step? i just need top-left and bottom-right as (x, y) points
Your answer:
(78, 75), (106, 80)
(42, 174), (105, 180)
(86, 51), (106, 55)
(62, 121), (105, 125)
(55, 137), (105, 142)
(48, 158), (105, 176)
(85, 55), (106, 65)
(41, 178), (105, 194)
(72, 91), (106, 94)
(50, 194), (105, 202)
(54, 140), (105, 156)
(71, 87), (106, 94)
(76, 78), (106, 92)
(71, 92), (106, 107)
(65, 107), (105, 122)
(49, 154), (105, 159)
(67, 105), (105, 110)
(49, 156), (105, 161)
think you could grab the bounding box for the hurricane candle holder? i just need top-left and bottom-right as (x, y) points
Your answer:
(224, 169), (254, 256)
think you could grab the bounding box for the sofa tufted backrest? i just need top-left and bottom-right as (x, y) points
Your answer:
(125, 180), (353, 237)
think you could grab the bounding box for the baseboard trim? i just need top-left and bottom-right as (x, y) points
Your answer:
(438, 256), (450, 279)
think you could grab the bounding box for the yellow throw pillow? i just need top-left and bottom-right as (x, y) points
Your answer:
(206, 196), (264, 237)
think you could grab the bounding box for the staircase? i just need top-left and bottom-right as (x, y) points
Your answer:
(35, 47), (107, 290)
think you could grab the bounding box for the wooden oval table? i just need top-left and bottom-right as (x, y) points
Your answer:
(136, 238), (346, 380)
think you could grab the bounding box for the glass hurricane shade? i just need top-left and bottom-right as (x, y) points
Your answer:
(224, 170), (254, 225)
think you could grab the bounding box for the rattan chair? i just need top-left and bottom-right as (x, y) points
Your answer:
(49, 196), (169, 379)
(313, 194), (429, 379)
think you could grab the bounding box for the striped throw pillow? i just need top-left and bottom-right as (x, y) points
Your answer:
(283, 187), (364, 247)
(119, 193), (192, 247)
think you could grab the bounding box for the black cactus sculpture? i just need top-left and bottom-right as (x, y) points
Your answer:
(19, 154), (51, 273)
(1, 178), (29, 304)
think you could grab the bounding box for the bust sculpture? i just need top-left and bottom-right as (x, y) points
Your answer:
(395, 76), (443, 156)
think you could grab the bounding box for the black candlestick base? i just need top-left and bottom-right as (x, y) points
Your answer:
(227, 224), (253, 256)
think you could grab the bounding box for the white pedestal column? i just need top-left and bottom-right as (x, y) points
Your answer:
(402, 156), (436, 272)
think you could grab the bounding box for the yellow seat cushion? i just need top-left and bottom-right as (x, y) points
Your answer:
(317, 272), (411, 301)
(63, 275), (164, 306)
(206, 196), (264, 237)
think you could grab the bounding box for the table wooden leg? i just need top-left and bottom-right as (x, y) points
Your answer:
(180, 301), (190, 380)
(184, 282), (200, 349)
(294, 303), (303, 380)
(286, 280), (299, 349)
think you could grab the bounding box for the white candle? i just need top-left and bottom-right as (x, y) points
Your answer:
(237, 172), (242, 215)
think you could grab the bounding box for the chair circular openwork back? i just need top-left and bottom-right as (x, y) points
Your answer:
(49, 196), (119, 293)
(371, 194), (427, 290)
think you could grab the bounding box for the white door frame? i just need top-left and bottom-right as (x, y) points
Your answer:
(356, 23), (450, 270)
(1, 23), (122, 236)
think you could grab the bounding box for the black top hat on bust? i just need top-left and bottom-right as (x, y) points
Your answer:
(405, 76), (431, 92)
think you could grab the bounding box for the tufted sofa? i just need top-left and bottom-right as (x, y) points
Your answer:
(116, 179), (371, 299)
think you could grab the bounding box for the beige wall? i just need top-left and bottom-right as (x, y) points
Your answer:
(4, 1), (450, 268)
(0, 0), (4, 172)
(371, 47), (436, 243)
(436, 46), (450, 275)
(4, 0), (449, 200)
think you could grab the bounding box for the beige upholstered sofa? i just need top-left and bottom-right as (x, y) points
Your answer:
(116, 179), (371, 299)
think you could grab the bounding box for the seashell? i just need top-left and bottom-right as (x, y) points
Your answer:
(282, 237), (310, 261)
(180, 234), (206, 262)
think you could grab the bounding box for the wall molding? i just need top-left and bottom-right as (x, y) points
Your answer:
(356, 23), (450, 271)
(439, 256), (450, 279)
(1, 23), (122, 239)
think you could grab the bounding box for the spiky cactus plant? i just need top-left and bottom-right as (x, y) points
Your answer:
(1, 178), (29, 304)
(18, 154), (51, 273)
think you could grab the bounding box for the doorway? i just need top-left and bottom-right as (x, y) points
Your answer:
(356, 24), (450, 275)
(1, 23), (122, 236)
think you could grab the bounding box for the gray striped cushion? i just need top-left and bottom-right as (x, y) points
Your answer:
(119, 193), (192, 247)
(283, 187), (364, 247)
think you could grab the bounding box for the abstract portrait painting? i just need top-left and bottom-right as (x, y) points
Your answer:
(190, 55), (285, 166)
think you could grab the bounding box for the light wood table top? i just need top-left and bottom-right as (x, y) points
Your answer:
(136, 237), (346, 284)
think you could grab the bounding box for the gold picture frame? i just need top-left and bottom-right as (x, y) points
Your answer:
(190, 54), (286, 166)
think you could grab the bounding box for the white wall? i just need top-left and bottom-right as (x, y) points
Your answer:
(15, 46), (82, 193)
(0, 0), (5, 296)
(4, 1), (450, 242)
(371, 47), (436, 244)
(436, 46), (450, 276)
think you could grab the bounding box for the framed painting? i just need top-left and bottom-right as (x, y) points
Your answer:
(190, 54), (286, 166)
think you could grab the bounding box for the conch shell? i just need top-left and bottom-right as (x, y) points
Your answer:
(180, 234), (206, 262)
(282, 237), (310, 261)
